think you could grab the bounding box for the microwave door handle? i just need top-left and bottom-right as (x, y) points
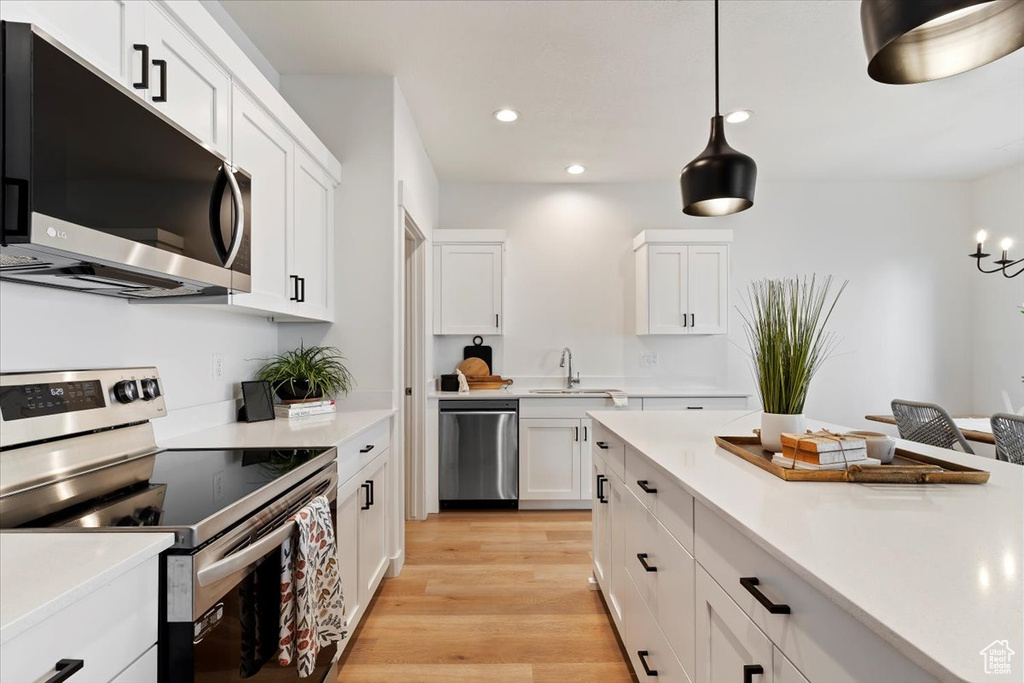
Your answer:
(221, 165), (245, 269)
(196, 519), (295, 587)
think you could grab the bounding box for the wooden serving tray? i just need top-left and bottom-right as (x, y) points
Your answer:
(714, 435), (989, 484)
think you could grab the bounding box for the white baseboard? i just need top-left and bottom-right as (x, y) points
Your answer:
(518, 500), (593, 510)
(387, 548), (405, 577)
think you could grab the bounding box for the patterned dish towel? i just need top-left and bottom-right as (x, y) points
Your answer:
(278, 495), (345, 678)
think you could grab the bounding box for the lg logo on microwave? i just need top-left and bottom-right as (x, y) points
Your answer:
(45, 227), (68, 240)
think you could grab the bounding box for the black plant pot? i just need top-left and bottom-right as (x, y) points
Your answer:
(274, 379), (324, 403)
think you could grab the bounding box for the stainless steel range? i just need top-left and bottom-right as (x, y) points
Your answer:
(0, 368), (340, 682)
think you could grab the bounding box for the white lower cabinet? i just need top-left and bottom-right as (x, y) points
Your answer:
(591, 456), (610, 589)
(357, 453), (390, 607)
(625, 573), (691, 682)
(606, 471), (628, 631)
(695, 564), (774, 683)
(336, 475), (363, 632)
(0, 556), (159, 683)
(111, 644), (157, 683)
(774, 647), (810, 683)
(519, 418), (583, 502)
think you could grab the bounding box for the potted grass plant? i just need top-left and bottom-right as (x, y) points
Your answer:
(739, 275), (847, 452)
(255, 344), (355, 403)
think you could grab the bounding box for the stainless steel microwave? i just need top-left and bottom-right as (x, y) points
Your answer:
(0, 22), (251, 299)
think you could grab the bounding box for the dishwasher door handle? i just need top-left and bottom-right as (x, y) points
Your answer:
(440, 411), (518, 417)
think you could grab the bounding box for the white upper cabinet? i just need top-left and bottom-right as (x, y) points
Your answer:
(635, 230), (731, 336)
(230, 87), (294, 312)
(0, 1), (144, 86)
(291, 148), (335, 321)
(433, 231), (505, 335)
(142, 3), (231, 154)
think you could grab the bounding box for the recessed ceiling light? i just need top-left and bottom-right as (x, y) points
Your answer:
(493, 109), (519, 123)
(725, 110), (752, 124)
(566, 164), (586, 175)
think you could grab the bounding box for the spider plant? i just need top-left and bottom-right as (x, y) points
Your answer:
(254, 344), (355, 401)
(738, 275), (847, 415)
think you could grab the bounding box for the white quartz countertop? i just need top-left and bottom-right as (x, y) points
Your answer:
(0, 532), (174, 645)
(161, 409), (395, 449)
(588, 410), (1023, 683)
(430, 387), (751, 399)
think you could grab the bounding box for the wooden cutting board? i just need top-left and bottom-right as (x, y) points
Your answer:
(466, 375), (514, 390)
(457, 357), (490, 377)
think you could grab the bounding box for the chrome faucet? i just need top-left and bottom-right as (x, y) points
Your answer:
(559, 347), (581, 389)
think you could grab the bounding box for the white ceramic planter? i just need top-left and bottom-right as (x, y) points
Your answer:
(760, 413), (806, 453)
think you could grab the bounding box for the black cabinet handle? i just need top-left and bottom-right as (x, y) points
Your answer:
(637, 650), (658, 676)
(583, 425), (588, 441)
(360, 444), (375, 454)
(686, 406), (704, 410)
(575, 426), (579, 442)
(683, 313), (688, 327)
(151, 59), (167, 102)
(132, 44), (149, 89)
(691, 313), (695, 327)
(596, 441), (609, 450)
(360, 483), (371, 510)
(495, 313), (499, 327)
(367, 479), (375, 507)
(636, 553), (658, 572)
(740, 577), (791, 614)
(43, 659), (84, 683)
(289, 275), (299, 301)
(743, 664), (764, 683)
(596, 474), (607, 503)
(637, 479), (658, 494)
(297, 276), (306, 303)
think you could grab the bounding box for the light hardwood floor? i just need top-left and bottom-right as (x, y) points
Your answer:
(338, 510), (636, 682)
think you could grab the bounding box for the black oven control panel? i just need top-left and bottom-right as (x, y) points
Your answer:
(0, 380), (106, 421)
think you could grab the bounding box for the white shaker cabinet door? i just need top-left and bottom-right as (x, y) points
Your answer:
(291, 148), (334, 319)
(646, 245), (690, 334)
(606, 472), (628, 630)
(519, 418), (582, 500)
(591, 456), (610, 588)
(230, 87), (294, 310)
(0, 0), (144, 88)
(358, 455), (390, 608)
(696, 565), (774, 683)
(335, 480), (362, 636)
(435, 244), (503, 335)
(687, 244), (729, 335)
(143, 3), (231, 154)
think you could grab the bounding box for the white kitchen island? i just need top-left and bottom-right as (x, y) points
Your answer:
(588, 410), (1023, 683)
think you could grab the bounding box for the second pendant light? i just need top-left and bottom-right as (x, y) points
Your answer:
(680, 0), (757, 217)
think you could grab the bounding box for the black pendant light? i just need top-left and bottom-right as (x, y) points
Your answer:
(861, 0), (1024, 84)
(680, 0), (757, 217)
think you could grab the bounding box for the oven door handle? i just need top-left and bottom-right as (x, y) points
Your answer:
(196, 520), (295, 587)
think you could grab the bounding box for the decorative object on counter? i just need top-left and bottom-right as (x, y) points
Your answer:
(715, 435), (989, 483)
(457, 369), (470, 393)
(457, 356), (490, 377)
(239, 380), (275, 423)
(463, 336), (494, 370)
(255, 344), (355, 403)
(275, 399), (336, 420)
(969, 230), (1023, 278)
(679, 0), (757, 217)
(739, 274), (847, 452)
(847, 430), (897, 464)
(860, 0), (1024, 85)
(439, 374), (461, 392)
(780, 430), (867, 467)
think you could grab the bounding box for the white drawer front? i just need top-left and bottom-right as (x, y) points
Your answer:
(1, 556), (159, 683)
(338, 419), (391, 483)
(625, 445), (694, 554)
(642, 396), (748, 410)
(626, 571), (692, 683)
(111, 644), (157, 683)
(696, 564), (774, 683)
(694, 503), (935, 683)
(592, 422), (626, 480)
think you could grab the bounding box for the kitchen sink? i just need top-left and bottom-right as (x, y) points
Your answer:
(528, 388), (622, 395)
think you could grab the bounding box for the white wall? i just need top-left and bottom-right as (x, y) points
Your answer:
(276, 76), (397, 409)
(439, 180), (975, 427)
(0, 282), (277, 439)
(969, 163), (1024, 416)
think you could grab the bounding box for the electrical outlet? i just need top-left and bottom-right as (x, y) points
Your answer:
(213, 471), (224, 501)
(212, 353), (225, 380)
(640, 352), (659, 368)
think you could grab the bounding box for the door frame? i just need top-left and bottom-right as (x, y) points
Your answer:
(402, 208), (428, 522)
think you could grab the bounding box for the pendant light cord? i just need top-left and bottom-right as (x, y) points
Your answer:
(714, 0), (720, 115)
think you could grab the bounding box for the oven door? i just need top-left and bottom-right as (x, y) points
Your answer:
(163, 463), (340, 683)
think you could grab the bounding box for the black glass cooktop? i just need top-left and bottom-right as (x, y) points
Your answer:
(36, 447), (331, 532)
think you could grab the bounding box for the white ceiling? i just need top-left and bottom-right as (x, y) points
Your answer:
(220, 0), (1024, 183)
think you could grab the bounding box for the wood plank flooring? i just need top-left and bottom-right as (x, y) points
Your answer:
(338, 510), (635, 682)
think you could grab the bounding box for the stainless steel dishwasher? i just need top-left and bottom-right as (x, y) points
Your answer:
(439, 399), (518, 508)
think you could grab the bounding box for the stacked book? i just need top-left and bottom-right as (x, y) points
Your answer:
(274, 399), (336, 419)
(774, 431), (869, 470)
